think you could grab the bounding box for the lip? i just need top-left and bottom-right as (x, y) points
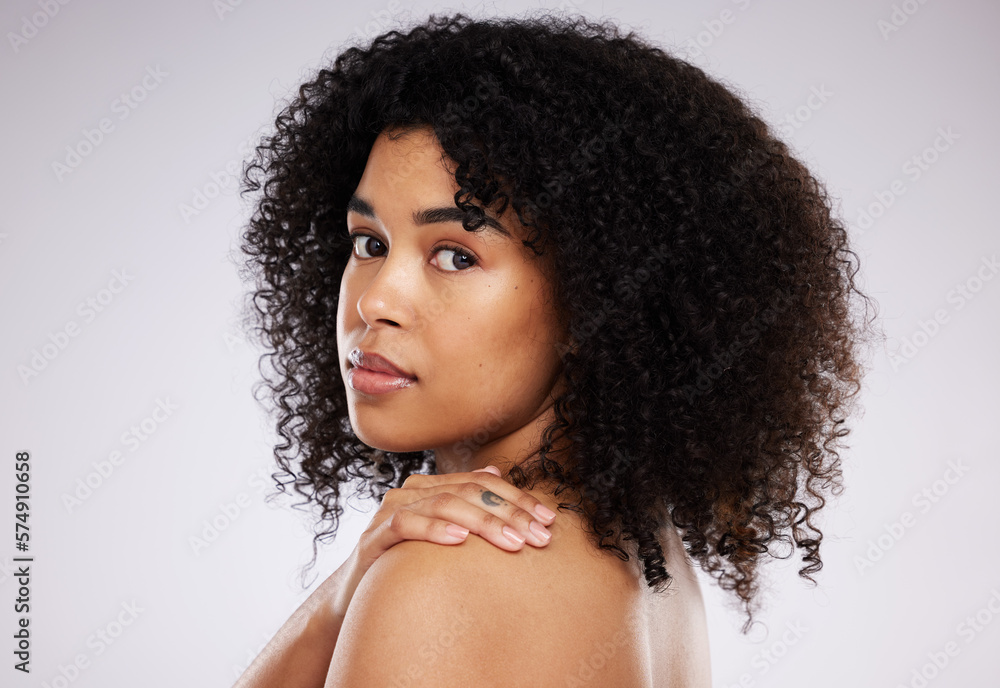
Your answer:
(347, 348), (416, 395)
(349, 349), (415, 378)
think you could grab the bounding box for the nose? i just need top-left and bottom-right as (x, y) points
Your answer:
(355, 249), (416, 331)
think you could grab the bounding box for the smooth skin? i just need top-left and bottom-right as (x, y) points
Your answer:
(232, 465), (558, 688)
(336, 125), (575, 478)
(323, 497), (651, 687)
(236, 128), (680, 688)
(234, 125), (582, 687)
(319, 127), (658, 686)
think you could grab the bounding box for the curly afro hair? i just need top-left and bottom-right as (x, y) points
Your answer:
(238, 11), (878, 634)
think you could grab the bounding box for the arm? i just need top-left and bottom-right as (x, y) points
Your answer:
(232, 549), (362, 688)
(233, 467), (557, 687)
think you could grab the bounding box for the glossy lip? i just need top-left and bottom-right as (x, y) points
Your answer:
(348, 348), (416, 379)
(346, 349), (416, 396)
(348, 368), (415, 395)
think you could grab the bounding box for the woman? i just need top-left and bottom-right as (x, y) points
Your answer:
(234, 11), (875, 687)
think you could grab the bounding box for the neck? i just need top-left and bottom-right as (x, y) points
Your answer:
(432, 384), (573, 477)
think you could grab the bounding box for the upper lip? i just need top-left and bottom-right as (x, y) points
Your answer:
(349, 348), (416, 379)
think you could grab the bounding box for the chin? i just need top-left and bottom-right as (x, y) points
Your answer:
(352, 424), (428, 455)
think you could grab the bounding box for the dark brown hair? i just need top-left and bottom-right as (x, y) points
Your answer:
(239, 11), (879, 633)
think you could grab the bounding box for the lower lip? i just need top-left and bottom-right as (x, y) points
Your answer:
(348, 367), (416, 395)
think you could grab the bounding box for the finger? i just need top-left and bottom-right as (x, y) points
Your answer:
(370, 507), (471, 556)
(391, 470), (555, 547)
(407, 469), (558, 528)
(420, 492), (531, 551)
(378, 486), (425, 511)
(460, 470), (558, 532)
(458, 482), (553, 547)
(413, 490), (547, 551)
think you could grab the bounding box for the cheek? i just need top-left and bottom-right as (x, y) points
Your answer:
(337, 266), (361, 322)
(429, 288), (559, 390)
(335, 268), (363, 364)
(335, 276), (349, 336)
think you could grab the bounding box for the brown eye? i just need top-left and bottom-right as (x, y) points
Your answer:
(349, 233), (386, 258)
(433, 245), (478, 271)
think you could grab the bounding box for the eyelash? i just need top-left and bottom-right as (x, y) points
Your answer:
(347, 231), (479, 271)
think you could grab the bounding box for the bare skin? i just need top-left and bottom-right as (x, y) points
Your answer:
(322, 481), (711, 686)
(235, 126), (711, 686)
(336, 125), (574, 477)
(232, 466), (559, 688)
(233, 468), (711, 687)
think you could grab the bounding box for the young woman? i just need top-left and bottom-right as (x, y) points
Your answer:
(234, 12), (875, 687)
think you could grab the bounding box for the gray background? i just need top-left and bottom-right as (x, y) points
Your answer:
(1, 0), (997, 686)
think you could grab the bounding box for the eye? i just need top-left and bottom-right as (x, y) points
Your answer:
(348, 232), (386, 259)
(348, 232), (479, 272)
(432, 243), (479, 272)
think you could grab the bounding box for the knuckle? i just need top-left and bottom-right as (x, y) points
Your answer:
(516, 509), (538, 531)
(401, 474), (424, 488)
(511, 493), (535, 512)
(427, 491), (455, 511)
(477, 511), (506, 532)
(458, 481), (484, 499)
(387, 508), (412, 533)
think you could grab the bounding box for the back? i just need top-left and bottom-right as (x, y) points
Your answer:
(550, 497), (713, 687)
(639, 519), (713, 687)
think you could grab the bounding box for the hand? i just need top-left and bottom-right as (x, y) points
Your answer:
(330, 465), (557, 618)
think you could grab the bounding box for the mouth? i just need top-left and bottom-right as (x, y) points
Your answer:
(347, 348), (417, 395)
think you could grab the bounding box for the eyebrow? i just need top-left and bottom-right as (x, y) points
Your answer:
(346, 193), (511, 239)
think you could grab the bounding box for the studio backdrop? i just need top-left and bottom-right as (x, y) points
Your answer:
(1, 0), (997, 686)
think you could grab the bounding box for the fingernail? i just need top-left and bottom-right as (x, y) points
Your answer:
(534, 504), (556, 521)
(503, 525), (525, 545)
(529, 521), (551, 542)
(446, 524), (469, 539)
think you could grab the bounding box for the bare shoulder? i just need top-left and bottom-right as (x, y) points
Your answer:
(323, 498), (647, 687)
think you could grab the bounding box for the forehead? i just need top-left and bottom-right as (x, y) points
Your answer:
(375, 125), (444, 159)
(351, 127), (522, 243)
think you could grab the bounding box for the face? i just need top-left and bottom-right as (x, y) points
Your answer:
(336, 125), (570, 474)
